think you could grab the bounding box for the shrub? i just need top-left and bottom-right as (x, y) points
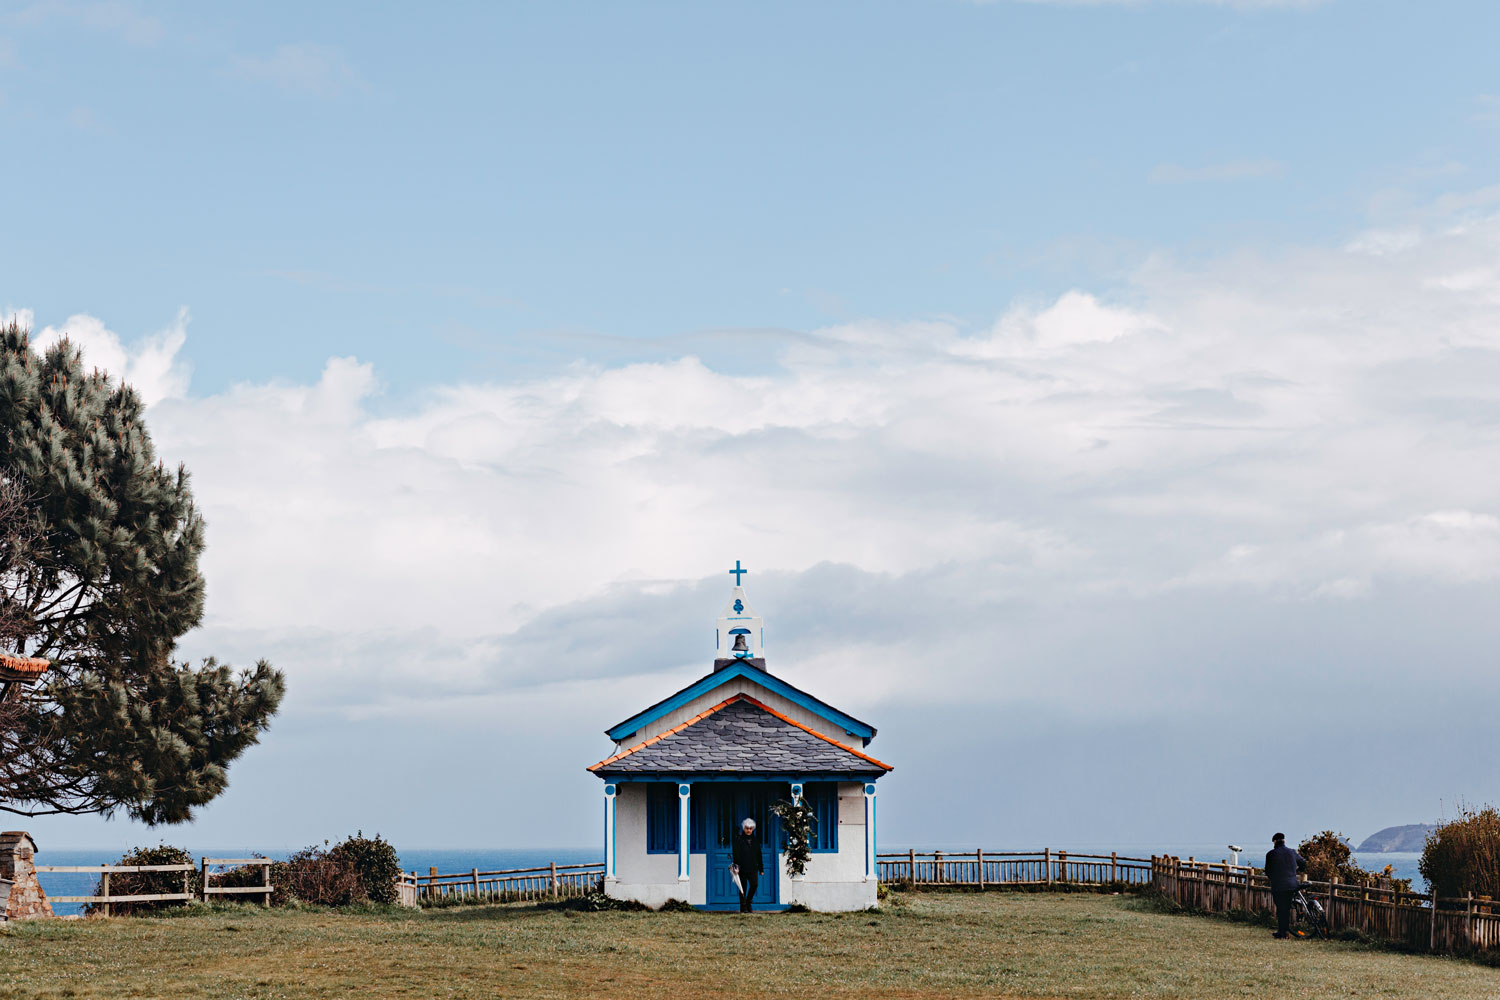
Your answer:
(539, 890), (648, 912)
(329, 832), (401, 905)
(89, 844), (198, 915)
(270, 844), (363, 907)
(1420, 806), (1500, 902)
(1298, 831), (1413, 893)
(268, 833), (402, 907)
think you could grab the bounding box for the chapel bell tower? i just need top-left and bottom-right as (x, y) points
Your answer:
(715, 560), (765, 666)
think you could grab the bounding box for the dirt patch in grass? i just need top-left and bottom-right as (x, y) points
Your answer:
(3, 892), (1497, 999)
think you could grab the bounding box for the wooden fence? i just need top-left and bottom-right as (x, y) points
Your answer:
(201, 858), (273, 906)
(1152, 856), (1500, 956)
(402, 862), (605, 905)
(876, 849), (1154, 889)
(36, 863), (196, 917)
(36, 857), (274, 914)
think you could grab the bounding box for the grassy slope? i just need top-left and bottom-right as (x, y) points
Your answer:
(3, 892), (1498, 1000)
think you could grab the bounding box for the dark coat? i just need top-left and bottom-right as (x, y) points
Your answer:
(1265, 843), (1305, 892)
(732, 832), (762, 874)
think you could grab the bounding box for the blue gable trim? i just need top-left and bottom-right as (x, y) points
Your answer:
(605, 662), (876, 744)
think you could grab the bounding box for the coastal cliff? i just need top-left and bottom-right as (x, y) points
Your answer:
(1356, 824), (1434, 852)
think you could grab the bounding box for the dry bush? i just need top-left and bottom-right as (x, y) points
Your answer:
(1421, 806), (1500, 902)
(270, 844), (364, 907)
(1298, 830), (1413, 893)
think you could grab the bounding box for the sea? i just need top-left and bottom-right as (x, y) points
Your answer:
(32, 842), (1426, 917)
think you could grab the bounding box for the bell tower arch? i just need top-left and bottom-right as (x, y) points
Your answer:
(715, 560), (765, 662)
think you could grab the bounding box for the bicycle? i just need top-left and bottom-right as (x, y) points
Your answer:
(1292, 885), (1329, 939)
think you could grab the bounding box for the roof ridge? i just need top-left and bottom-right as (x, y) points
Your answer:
(587, 692), (892, 774)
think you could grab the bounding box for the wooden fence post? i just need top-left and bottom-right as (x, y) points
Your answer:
(1468, 892), (1475, 952)
(471, 868), (480, 899)
(1059, 850), (1067, 883)
(1328, 876), (1338, 934)
(1044, 848), (1052, 889)
(976, 849), (985, 891)
(934, 850), (943, 886)
(183, 867), (191, 908)
(100, 870), (111, 918)
(908, 848), (915, 886)
(551, 861), (559, 900)
(1430, 890), (1439, 953)
(201, 858), (210, 903)
(1110, 852), (1117, 886)
(263, 859), (272, 907)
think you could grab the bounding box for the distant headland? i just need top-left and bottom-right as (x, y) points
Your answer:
(1356, 824), (1435, 852)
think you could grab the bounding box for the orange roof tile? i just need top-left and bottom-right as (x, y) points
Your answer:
(0, 652), (49, 678)
(588, 693), (892, 773)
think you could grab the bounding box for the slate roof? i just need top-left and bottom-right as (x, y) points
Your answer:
(589, 694), (893, 777)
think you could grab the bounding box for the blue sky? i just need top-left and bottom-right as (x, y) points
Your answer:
(8, 0), (1499, 393)
(6, 1), (1500, 855)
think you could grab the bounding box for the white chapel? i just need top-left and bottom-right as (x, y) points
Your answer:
(587, 561), (892, 911)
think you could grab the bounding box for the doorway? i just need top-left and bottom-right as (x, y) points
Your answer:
(700, 783), (780, 909)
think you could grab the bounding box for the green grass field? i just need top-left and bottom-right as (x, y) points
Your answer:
(3, 892), (1497, 999)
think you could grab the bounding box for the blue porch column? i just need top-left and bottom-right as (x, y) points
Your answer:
(677, 783), (691, 881)
(603, 783), (617, 881)
(864, 783), (877, 881)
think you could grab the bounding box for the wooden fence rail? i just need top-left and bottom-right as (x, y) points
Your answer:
(402, 862), (605, 905)
(875, 850), (1154, 890)
(35, 863), (196, 917)
(36, 857), (275, 914)
(1151, 856), (1500, 957)
(201, 858), (273, 906)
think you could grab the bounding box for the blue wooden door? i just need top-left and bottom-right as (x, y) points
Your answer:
(703, 784), (778, 908)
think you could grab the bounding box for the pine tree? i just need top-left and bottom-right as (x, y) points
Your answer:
(0, 319), (284, 824)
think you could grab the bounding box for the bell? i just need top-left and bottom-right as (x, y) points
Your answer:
(731, 633), (749, 653)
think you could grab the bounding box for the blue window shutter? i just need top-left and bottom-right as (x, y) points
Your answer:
(690, 792), (706, 852)
(646, 784), (680, 853)
(806, 783), (838, 852)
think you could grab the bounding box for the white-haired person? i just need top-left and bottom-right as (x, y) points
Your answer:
(730, 817), (763, 912)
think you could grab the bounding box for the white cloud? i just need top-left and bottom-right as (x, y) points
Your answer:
(230, 43), (365, 98)
(32, 306), (191, 406)
(19, 193), (1500, 728)
(1149, 159), (1287, 183)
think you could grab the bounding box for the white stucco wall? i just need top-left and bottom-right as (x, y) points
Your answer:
(778, 781), (876, 911)
(606, 781), (877, 912)
(607, 783), (704, 907)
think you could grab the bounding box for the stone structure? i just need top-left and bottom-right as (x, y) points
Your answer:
(1, 832), (54, 921)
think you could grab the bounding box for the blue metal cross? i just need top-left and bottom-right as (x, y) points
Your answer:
(729, 560), (748, 585)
